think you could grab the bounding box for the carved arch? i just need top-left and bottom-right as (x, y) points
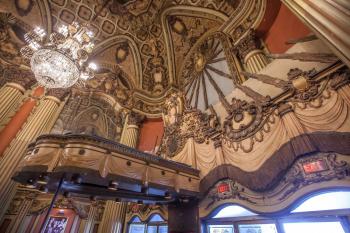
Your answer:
(92, 35), (143, 89)
(220, 0), (267, 42)
(160, 6), (228, 86)
(180, 31), (242, 110)
(72, 105), (109, 138)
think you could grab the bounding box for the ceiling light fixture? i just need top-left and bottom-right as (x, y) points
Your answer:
(20, 22), (97, 88)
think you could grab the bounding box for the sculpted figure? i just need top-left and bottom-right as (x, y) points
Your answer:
(162, 92), (184, 127)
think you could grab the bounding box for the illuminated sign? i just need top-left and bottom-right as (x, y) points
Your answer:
(302, 160), (328, 174)
(217, 182), (230, 193)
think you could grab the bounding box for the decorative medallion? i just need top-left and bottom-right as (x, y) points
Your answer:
(115, 43), (129, 64)
(15, 0), (34, 16)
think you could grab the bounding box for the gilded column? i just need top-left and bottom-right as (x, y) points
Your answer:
(99, 112), (143, 233)
(235, 30), (269, 73)
(281, 0), (350, 67)
(83, 202), (98, 233)
(0, 88), (69, 220)
(98, 201), (127, 233)
(120, 112), (144, 148)
(8, 190), (37, 233)
(0, 67), (35, 127)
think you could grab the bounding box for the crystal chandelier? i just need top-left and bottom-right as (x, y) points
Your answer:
(20, 22), (97, 88)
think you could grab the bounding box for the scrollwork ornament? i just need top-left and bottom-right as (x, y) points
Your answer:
(286, 68), (321, 103)
(222, 97), (273, 142)
(329, 68), (350, 90)
(280, 153), (350, 200)
(206, 179), (257, 209)
(160, 92), (215, 157)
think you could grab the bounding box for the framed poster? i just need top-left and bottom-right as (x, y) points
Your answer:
(43, 216), (68, 233)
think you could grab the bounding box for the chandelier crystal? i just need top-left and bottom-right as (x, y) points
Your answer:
(21, 22), (97, 88)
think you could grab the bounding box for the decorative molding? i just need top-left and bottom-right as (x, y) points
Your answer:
(201, 152), (350, 215)
(240, 71), (288, 89)
(286, 68), (321, 103)
(160, 92), (216, 157)
(267, 52), (339, 63)
(222, 97), (273, 143)
(200, 132), (350, 193)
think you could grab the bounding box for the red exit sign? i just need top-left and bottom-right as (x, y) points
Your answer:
(302, 160), (328, 174)
(217, 182), (230, 193)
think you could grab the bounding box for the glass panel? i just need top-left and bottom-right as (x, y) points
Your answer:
(238, 224), (278, 233)
(131, 216), (142, 223)
(209, 225), (234, 233)
(147, 226), (157, 233)
(283, 222), (345, 233)
(213, 205), (257, 218)
(292, 191), (350, 213)
(159, 226), (168, 233)
(149, 214), (164, 222)
(129, 224), (145, 233)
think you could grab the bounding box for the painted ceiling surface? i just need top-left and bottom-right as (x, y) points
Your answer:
(0, 0), (266, 115)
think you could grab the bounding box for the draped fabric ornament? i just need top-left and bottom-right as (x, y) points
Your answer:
(20, 22), (97, 88)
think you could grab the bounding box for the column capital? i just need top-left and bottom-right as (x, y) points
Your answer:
(234, 29), (262, 61)
(2, 66), (36, 90)
(45, 88), (71, 102)
(127, 112), (145, 127)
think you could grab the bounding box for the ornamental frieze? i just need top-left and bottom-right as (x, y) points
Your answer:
(201, 152), (350, 214)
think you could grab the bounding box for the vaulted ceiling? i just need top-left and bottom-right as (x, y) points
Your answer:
(0, 0), (268, 115)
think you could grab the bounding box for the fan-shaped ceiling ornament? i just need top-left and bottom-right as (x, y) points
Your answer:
(0, 0), (268, 116)
(183, 35), (236, 111)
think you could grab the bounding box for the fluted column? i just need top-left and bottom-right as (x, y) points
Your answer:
(235, 30), (269, 73)
(83, 202), (98, 233)
(98, 202), (127, 233)
(98, 112), (144, 233)
(0, 67), (35, 128)
(0, 88), (69, 220)
(282, 0), (350, 67)
(120, 112), (144, 148)
(8, 190), (37, 233)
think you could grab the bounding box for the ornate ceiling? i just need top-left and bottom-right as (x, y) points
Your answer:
(0, 0), (267, 116)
